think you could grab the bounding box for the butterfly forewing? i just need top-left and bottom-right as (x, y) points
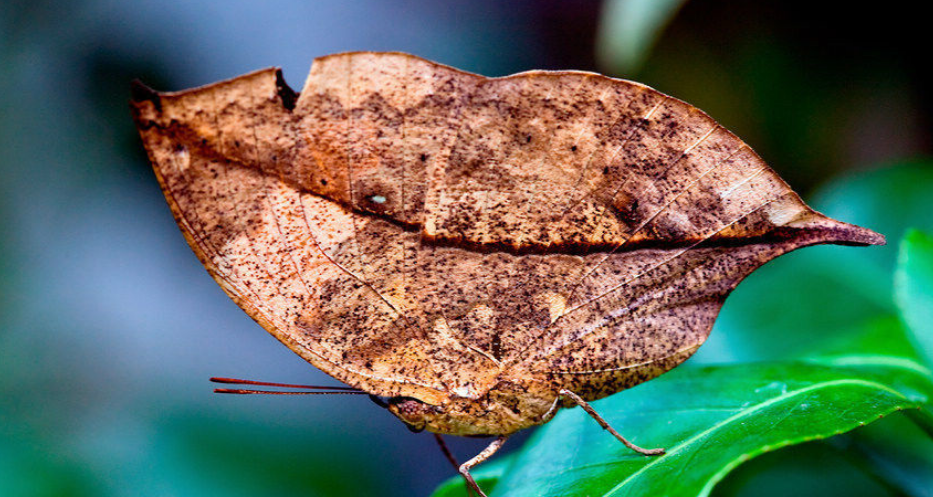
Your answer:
(132, 52), (883, 416)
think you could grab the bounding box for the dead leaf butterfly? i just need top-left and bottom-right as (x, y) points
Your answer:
(131, 52), (883, 496)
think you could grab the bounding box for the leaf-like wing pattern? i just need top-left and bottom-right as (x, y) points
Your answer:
(132, 52), (882, 409)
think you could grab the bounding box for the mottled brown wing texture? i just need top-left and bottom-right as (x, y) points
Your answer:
(131, 52), (883, 407)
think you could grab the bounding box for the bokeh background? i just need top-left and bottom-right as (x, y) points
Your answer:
(1, 1), (930, 496)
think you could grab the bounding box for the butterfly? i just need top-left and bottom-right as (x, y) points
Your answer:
(131, 52), (883, 496)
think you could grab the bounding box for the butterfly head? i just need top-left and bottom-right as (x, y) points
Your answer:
(383, 380), (555, 436)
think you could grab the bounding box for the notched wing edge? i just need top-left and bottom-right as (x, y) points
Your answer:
(130, 52), (887, 259)
(130, 66), (296, 104)
(131, 79), (450, 404)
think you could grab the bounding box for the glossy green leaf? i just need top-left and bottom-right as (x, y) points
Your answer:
(432, 355), (932, 497)
(896, 229), (933, 367)
(596, 0), (688, 75)
(709, 438), (902, 497)
(718, 315), (933, 497)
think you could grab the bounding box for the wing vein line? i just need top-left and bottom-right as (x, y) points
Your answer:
(562, 122), (720, 305)
(209, 92), (280, 288)
(151, 106), (344, 381)
(399, 56), (410, 321)
(294, 194), (439, 390)
(532, 343), (701, 375)
(249, 125), (322, 318)
(295, 195), (407, 319)
(560, 192), (784, 321)
(506, 191), (787, 371)
(345, 55), (368, 285)
(539, 80), (616, 254)
(557, 97), (665, 222)
(512, 194), (783, 371)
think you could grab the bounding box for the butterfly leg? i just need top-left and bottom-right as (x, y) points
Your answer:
(434, 433), (461, 469)
(459, 435), (508, 497)
(538, 395), (563, 425)
(558, 388), (665, 456)
(434, 434), (478, 497)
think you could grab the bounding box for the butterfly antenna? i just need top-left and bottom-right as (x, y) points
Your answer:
(213, 388), (368, 395)
(210, 377), (366, 395)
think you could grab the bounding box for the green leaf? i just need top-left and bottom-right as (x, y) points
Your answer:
(896, 229), (933, 366)
(596, 0), (689, 75)
(431, 357), (932, 497)
(791, 315), (933, 496)
(709, 439), (904, 497)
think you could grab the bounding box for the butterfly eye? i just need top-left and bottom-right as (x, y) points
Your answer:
(385, 396), (436, 432)
(387, 396), (428, 407)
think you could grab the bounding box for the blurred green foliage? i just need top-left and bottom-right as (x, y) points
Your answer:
(596, 0), (688, 74)
(897, 230), (933, 366)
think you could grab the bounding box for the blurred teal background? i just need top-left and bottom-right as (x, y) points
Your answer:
(1, 1), (930, 496)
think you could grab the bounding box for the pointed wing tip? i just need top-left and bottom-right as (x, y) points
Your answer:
(789, 213), (885, 247)
(130, 79), (161, 107)
(819, 221), (886, 247)
(856, 226), (886, 246)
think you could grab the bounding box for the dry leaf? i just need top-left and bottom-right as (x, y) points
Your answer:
(131, 52), (883, 439)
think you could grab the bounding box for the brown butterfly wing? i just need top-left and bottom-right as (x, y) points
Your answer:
(132, 60), (462, 404)
(132, 52), (882, 407)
